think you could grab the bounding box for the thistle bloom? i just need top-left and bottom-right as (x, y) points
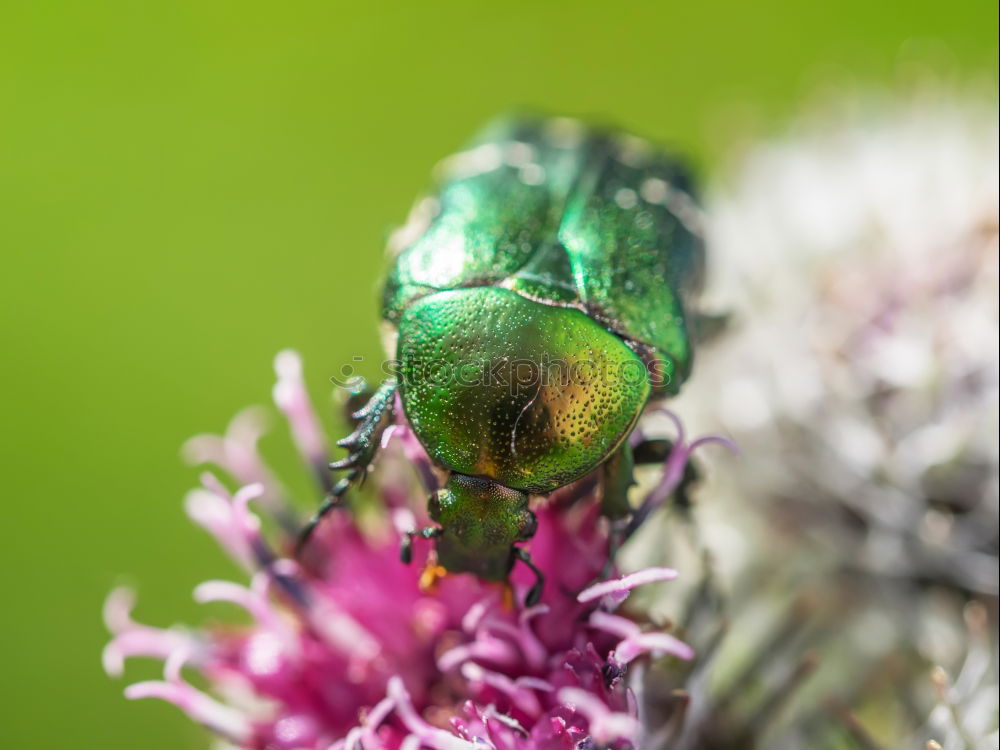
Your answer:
(104, 350), (725, 750)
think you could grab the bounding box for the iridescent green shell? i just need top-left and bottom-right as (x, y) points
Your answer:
(397, 287), (650, 493)
(382, 116), (704, 392)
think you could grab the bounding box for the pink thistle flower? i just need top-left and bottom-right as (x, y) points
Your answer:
(104, 350), (732, 749)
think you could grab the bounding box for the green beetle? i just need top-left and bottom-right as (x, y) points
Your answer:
(300, 116), (704, 605)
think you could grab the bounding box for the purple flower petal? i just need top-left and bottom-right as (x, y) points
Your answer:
(577, 567), (680, 604)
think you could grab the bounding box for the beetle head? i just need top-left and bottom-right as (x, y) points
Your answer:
(428, 474), (536, 582)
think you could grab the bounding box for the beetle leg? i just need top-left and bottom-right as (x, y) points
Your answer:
(630, 436), (701, 514)
(600, 441), (637, 521)
(604, 437), (692, 518)
(515, 548), (545, 607)
(295, 475), (351, 556)
(597, 437), (701, 576)
(593, 438), (691, 582)
(631, 436), (674, 465)
(328, 378), (398, 476)
(608, 436), (702, 551)
(296, 379), (397, 555)
(400, 526), (441, 564)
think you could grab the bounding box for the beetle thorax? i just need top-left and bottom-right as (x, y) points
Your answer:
(397, 287), (650, 494)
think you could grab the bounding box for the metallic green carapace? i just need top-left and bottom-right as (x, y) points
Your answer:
(383, 116), (704, 391)
(301, 116), (705, 605)
(398, 287), (650, 493)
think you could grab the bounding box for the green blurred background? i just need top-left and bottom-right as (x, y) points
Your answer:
(0, 1), (995, 748)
